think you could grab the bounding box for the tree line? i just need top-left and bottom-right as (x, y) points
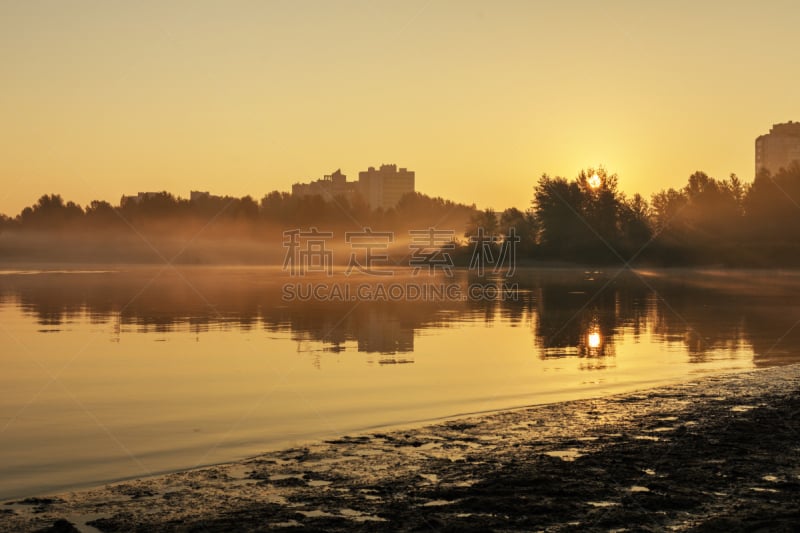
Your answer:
(0, 190), (478, 241)
(523, 164), (800, 266)
(2, 164), (800, 266)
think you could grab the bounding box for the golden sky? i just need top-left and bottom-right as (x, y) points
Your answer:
(1, 0), (798, 216)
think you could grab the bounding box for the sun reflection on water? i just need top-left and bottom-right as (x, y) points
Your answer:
(588, 331), (601, 349)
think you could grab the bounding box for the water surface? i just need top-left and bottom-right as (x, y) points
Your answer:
(1, 266), (799, 499)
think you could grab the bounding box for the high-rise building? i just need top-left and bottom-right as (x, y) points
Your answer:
(756, 122), (800, 176)
(358, 164), (415, 210)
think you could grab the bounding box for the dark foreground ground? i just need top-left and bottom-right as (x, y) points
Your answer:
(3, 365), (800, 532)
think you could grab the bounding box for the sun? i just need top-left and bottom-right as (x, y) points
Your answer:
(588, 173), (602, 190)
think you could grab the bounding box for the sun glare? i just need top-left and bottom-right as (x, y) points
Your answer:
(588, 173), (602, 190)
(588, 331), (601, 349)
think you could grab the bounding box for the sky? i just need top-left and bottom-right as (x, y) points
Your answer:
(1, 0), (799, 216)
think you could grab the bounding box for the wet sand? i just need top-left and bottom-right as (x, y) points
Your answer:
(4, 364), (800, 532)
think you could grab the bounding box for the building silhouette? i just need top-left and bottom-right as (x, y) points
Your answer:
(120, 192), (163, 205)
(756, 122), (800, 175)
(291, 164), (416, 210)
(358, 164), (415, 210)
(190, 191), (223, 202)
(291, 169), (359, 203)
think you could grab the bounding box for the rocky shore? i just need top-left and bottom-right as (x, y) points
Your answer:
(4, 364), (800, 532)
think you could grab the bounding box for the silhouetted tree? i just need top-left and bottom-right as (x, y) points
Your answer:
(533, 174), (585, 257)
(498, 207), (538, 255)
(84, 200), (117, 220)
(120, 191), (181, 220)
(743, 164), (800, 262)
(0, 213), (10, 234)
(17, 194), (84, 229)
(683, 171), (742, 245)
(649, 172), (748, 264)
(577, 168), (622, 247)
(465, 208), (498, 238)
(232, 195), (259, 220)
(618, 193), (652, 254)
(533, 169), (629, 262)
(651, 187), (688, 235)
(396, 192), (478, 232)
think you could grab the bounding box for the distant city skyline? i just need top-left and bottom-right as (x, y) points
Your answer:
(2, 1), (800, 216)
(292, 164), (416, 210)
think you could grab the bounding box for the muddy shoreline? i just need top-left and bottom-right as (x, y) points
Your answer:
(3, 365), (800, 532)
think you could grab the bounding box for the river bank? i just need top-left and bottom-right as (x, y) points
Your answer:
(3, 364), (800, 532)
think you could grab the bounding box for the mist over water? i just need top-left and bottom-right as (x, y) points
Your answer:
(1, 266), (800, 500)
